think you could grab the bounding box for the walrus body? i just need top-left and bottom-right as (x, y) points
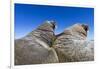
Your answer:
(15, 22), (94, 65)
(15, 21), (59, 65)
(53, 24), (94, 62)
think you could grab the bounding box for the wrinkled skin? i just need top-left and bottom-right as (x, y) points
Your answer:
(15, 21), (59, 65)
(15, 23), (94, 65)
(53, 24), (94, 62)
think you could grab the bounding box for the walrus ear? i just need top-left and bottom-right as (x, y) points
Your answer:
(81, 24), (89, 32)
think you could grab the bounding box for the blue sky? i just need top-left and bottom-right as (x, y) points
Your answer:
(15, 3), (94, 40)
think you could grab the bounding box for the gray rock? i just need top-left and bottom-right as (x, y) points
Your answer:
(53, 24), (94, 62)
(15, 20), (59, 65)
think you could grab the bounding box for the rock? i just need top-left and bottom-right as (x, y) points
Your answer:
(53, 24), (94, 62)
(15, 20), (59, 65)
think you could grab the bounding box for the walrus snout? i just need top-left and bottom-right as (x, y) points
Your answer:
(81, 24), (89, 32)
(50, 20), (57, 29)
(45, 20), (57, 29)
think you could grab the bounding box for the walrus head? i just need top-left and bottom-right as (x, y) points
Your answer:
(45, 20), (57, 30)
(25, 20), (57, 38)
(72, 24), (89, 38)
(81, 24), (89, 33)
(36, 20), (57, 32)
(63, 23), (89, 39)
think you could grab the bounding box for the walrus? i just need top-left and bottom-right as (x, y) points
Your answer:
(15, 20), (59, 65)
(53, 24), (94, 62)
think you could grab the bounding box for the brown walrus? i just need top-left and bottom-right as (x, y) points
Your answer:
(15, 20), (59, 65)
(53, 24), (94, 62)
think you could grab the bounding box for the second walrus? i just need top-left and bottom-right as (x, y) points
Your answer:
(53, 24), (94, 62)
(15, 21), (59, 65)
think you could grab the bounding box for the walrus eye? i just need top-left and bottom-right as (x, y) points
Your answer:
(81, 24), (89, 32)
